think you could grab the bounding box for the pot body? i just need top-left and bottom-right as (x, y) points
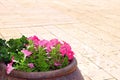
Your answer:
(0, 58), (84, 80)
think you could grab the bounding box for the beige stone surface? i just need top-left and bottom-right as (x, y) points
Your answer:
(0, 34), (3, 38)
(0, 0), (120, 80)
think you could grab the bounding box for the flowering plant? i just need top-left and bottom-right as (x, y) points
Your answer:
(0, 35), (74, 74)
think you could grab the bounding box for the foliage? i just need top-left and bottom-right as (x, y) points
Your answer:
(0, 38), (9, 63)
(0, 36), (28, 63)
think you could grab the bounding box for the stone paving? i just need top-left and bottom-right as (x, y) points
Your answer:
(0, 0), (120, 80)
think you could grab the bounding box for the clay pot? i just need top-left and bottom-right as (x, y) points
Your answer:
(0, 58), (84, 80)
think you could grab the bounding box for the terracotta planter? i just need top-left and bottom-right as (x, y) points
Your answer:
(0, 58), (84, 80)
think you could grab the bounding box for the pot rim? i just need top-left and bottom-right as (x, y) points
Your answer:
(1, 58), (77, 79)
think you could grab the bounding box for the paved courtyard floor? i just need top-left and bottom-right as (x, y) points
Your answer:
(0, 0), (120, 80)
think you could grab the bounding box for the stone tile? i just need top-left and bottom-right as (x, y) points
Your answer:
(83, 75), (92, 80)
(30, 27), (50, 35)
(39, 33), (56, 40)
(76, 54), (113, 80)
(0, 28), (21, 37)
(73, 23), (120, 42)
(17, 27), (35, 34)
(56, 24), (120, 54)
(3, 36), (22, 41)
(79, 45), (120, 79)
(0, 34), (3, 38)
(104, 78), (117, 80)
(0, 0), (76, 28)
(106, 51), (120, 66)
(44, 26), (72, 42)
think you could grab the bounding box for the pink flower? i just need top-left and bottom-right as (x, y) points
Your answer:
(60, 42), (74, 60)
(28, 35), (40, 41)
(46, 46), (52, 52)
(66, 51), (74, 60)
(60, 47), (67, 56)
(6, 62), (14, 74)
(50, 39), (59, 46)
(60, 42), (71, 56)
(39, 39), (48, 47)
(21, 50), (32, 57)
(28, 63), (34, 68)
(46, 39), (59, 52)
(54, 62), (61, 66)
(28, 35), (40, 46)
(45, 41), (53, 52)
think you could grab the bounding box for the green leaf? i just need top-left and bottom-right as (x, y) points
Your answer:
(62, 56), (69, 68)
(7, 36), (28, 53)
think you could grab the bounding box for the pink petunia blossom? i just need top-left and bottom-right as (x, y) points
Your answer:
(28, 35), (40, 46)
(59, 47), (66, 56)
(46, 46), (52, 52)
(28, 35), (40, 41)
(45, 39), (59, 52)
(66, 51), (74, 60)
(39, 39), (48, 47)
(50, 39), (59, 47)
(60, 42), (71, 56)
(44, 42), (52, 52)
(28, 63), (34, 68)
(21, 50), (32, 57)
(6, 62), (14, 74)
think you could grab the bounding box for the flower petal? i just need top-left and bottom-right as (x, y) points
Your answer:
(28, 63), (34, 68)
(21, 50), (32, 57)
(6, 62), (14, 74)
